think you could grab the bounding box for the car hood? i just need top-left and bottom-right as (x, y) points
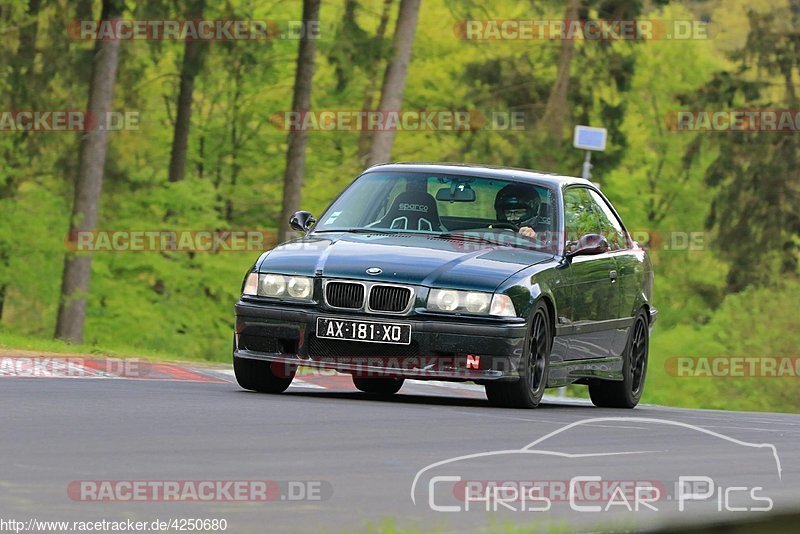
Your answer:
(257, 232), (553, 291)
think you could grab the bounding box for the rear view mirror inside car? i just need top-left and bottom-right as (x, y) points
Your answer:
(435, 183), (476, 202)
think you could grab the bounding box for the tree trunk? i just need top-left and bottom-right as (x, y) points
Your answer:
(55, 0), (123, 342)
(0, 284), (6, 321)
(538, 0), (580, 147)
(357, 0), (394, 164)
(277, 0), (322, 243)
(226, 62), (243, 223)
(168, 0), (206, 183)
(366, 0), (421, 166)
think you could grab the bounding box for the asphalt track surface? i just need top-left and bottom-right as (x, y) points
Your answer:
(2, 359), (799, 533)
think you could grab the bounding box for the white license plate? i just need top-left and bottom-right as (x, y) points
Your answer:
(316, 317), (411, 345)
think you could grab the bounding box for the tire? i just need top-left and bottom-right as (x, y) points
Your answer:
(352, 376), (404, 395)
(233, 356), (295, 393)
(589, 309), (649, 408)
(485, 301), (551, 408)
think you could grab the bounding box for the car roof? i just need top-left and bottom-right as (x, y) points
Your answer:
(362, 162), (594, 188)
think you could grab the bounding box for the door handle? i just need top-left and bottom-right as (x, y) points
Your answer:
(609, 270), (618, 283)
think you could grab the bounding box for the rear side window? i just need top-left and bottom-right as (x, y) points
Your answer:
(563, 187), (628, 251)
(587, 189), (629, 250)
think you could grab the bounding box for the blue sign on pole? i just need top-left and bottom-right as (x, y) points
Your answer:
(573, 125), (607, 151)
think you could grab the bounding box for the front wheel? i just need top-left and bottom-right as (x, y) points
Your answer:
(352, 376), (404, 395)
(233, 357), (295, 393)
(589, 310), (649, 408)
(485, 301), (551, 408)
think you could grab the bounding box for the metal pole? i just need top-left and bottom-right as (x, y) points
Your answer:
(582, 151), (592, 180)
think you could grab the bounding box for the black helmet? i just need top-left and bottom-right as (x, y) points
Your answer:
(494, 184), (541, 225)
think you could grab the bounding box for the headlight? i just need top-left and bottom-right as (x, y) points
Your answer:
(261, 274), (286, 296)
(465, 292), (491, 313)
(428, 289), (514, 317)
(287, 276), (313, 299)
(430, 289), (460, 311)
(243, 273), (314, 300)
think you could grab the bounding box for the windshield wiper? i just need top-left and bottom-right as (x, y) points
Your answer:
(313, 228), (402, 235)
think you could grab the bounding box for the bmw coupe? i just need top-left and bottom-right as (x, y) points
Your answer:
(233, 163), (656, 408)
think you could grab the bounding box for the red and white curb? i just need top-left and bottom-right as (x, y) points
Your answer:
(0, 356), (225, 383)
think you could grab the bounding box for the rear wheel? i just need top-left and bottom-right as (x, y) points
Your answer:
(233, 357), (295, 393)
(485, 301), (551, 408)
(589, 310), (649, 408)
(352, 376), (404, 395)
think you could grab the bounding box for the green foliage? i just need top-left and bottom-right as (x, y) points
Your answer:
(645, 279), (800, 412)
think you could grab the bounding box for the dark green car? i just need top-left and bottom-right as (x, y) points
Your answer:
(233, 163), (656, 408)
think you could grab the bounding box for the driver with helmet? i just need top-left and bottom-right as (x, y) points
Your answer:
(494, 184), (541, 238)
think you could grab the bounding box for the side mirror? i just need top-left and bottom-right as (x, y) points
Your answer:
(566, 233), (609, 258)
(289, 211), (316, 232)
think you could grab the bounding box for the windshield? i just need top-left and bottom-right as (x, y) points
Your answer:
(313, 171), (556, 248)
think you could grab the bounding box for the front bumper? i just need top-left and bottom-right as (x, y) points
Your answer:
(233, 300), (528, 382)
